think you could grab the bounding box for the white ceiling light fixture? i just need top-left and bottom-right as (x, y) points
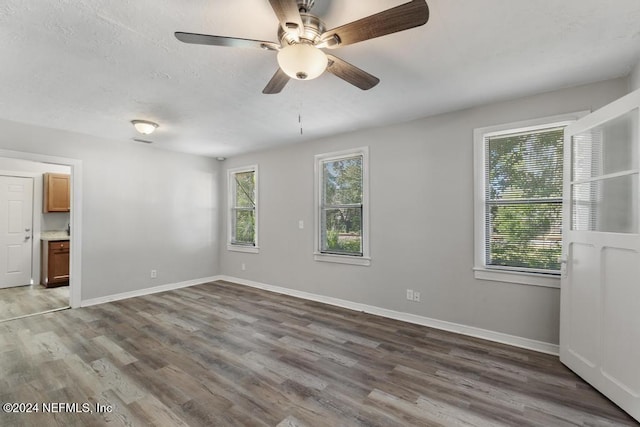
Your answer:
(277, 43), (328, 80)
(131, 119), (159, 135)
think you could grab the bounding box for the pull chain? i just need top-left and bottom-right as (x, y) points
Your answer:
(298, 91), (304, 135)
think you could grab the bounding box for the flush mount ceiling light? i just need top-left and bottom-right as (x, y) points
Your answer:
(131, 120), (159, 135)
(277, 43), (328, 80)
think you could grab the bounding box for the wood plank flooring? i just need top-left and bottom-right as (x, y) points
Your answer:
(0, 280), (636, 426)
(0, 284), (68, 322)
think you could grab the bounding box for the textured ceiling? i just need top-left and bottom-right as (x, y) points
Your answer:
(1, 0), (639, 158)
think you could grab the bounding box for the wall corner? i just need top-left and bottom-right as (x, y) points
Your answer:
(629, 59), (640, 92)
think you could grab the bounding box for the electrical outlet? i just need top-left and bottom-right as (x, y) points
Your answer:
(150, 269), (157, 279)
(406, 289), (414, 300)
(413, 291), (421, 302)
(241, 263), (246, 271)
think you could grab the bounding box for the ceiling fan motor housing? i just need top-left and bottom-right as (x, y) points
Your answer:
(278, 13), (326, 46)
(297, 0), (315, 13)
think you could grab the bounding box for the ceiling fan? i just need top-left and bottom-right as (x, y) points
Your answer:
(175, 0), (429, 94)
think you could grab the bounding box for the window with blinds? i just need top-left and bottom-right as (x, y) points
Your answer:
(484, 126), (564, 273)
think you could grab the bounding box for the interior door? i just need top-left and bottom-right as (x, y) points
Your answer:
(0, 175), (34, 288)
(560, 88), (640, 422)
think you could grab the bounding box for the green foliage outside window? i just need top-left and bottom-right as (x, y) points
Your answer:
(487, 128), (564, 271)
(234, 210), (255, 245)
(233, 171), (255, 245)
(322, 156), (363, 255)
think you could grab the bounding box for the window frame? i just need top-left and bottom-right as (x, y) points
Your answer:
(473, 112), (588, 287)
(314, 147), (370, 266)
(227, 164), (259, 253)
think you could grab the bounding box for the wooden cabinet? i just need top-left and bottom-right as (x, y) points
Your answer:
(44, 173), (70, 212)
(41, 240), (70, 287)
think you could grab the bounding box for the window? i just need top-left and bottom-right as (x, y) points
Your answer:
(474, 112), (586, 287)
(228, 165), (258, 253)
(314, 147), (370, 266)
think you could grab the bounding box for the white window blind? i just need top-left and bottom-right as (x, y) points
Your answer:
(484, 126), (564, 274)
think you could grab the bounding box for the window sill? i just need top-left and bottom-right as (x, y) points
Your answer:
(314, 253), (371, 266)
(473, 267), (560, 288)
(227, 244), (259, 254)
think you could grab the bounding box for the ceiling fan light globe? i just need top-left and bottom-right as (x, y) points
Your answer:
(277, 44), (327, 80)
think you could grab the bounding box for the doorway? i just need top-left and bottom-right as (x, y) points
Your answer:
(0, 150), (82, 321)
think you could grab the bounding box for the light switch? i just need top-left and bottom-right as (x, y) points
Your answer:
(298, 220), (304, 229)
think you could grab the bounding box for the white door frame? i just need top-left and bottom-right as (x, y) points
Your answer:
(0, 149), (82, 308)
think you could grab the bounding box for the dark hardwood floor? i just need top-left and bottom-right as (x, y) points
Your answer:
(0, 280), (636, 426)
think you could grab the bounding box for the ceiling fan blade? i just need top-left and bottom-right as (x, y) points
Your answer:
(268, 0), (304, 38)
(319, 0), (429, 49)
(175, 32), (280, 51)
(326, 55), (380, 90)
(263, 68), (290, 94)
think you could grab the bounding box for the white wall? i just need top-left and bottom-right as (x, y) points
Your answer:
(219, 77), (629, 345)
(0, 157), (70, 285)
(0, 120), (221, 301)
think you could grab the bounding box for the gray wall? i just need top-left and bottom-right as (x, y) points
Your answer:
(0, 75), (631, 344)
(0, 120), (221, 301)
(630, 59), (640, 92)
(220, 77), (629, 345)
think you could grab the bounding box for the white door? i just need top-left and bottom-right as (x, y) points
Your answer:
(560, 88), (640, 422)
(0, 176), (34, 288)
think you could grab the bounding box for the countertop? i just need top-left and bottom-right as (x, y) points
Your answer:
(41, 231), (70, 241)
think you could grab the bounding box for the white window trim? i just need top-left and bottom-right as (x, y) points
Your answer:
(227, 165), (259, 253)
(473, 111), (588, 288)
(314, 147), (371, 266)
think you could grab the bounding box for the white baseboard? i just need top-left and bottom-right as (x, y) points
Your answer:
(217, 275), (559, 356)
(80, 276), (221, 307)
